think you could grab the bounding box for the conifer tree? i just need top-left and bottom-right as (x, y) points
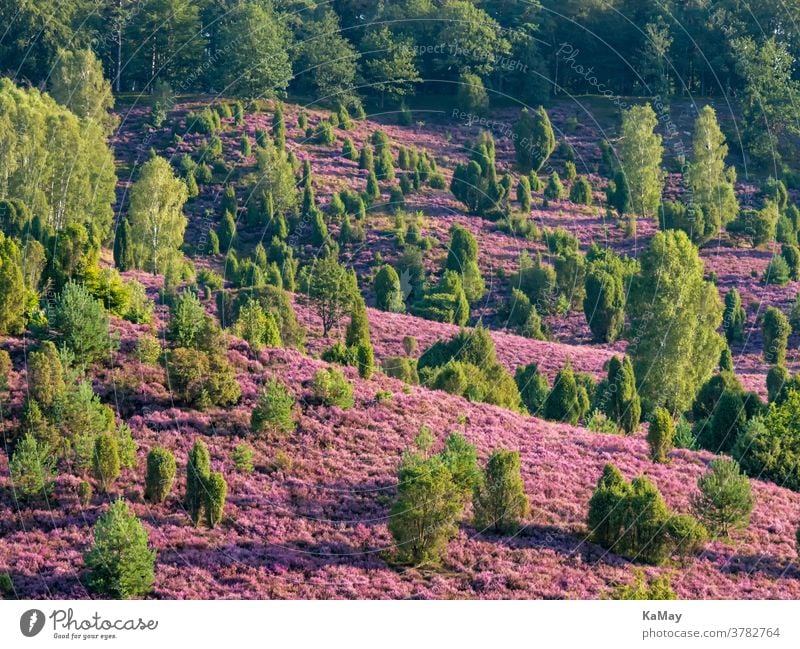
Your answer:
(186, 440), (211, 526)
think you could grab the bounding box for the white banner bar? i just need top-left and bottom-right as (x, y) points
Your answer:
(1, 600), (799, 648)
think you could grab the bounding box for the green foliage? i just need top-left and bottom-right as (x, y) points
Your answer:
(9, 434), (55, 499)
(517, 176), (532, 212)
(84, 500), (155, 599)
(605, 571), (676, 600)
(52, 281), (115, 364)
(312, 367), (354, 409)
(456, 72), (489, 115)
(691, 371), (744, 421)
(165, 347), (241, 409)
(473, 449), (529, 534)
(515, 363), (550, 416)
(506, 288), (545, 339)
(766, 365), (790, 403)
(543, 172), (566, 200)
(586, 410), (620, 434)
(232, 443), (254, 474)
(723, 288), (746, 343)
(251, 377), (296, 438)
(445, 224), (485, 303)
(168, 290), (207, 349)
(233, 298), (281, 352)
(186, 440), (211, 527)
(692, 458), (753, 537)
(584, 268), (625, 343)
(619, 104), (664, 217)
(27, 342), (66, 411)
(763, 306), (790, 364)
(513, 107), (555, 173)
(113, 218), (134, 272)
(764, 255), (790, 285)
(647, 408), (674, 463)
(733, 390), (800, 491)
(144, 447), (176, 504)
(306, 255), (357, 336)
(544, 363), (588, 425)
(128, 156), (188, 274)
(374, 265), (406, 313)
(204, 471), (227, 529)
(92, 433), (120, 492)
(569, 176), (593, 205)
(314, 121), (336, 146)
(587, 464), (676, 565)
(78, 480), (93, 507)
(382, 356), (419, 384)
(599, 356), (641, 435)
(388, 452), (463, 566)
(628, 230), (723, 413)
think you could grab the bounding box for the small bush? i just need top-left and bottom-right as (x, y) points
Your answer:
(204, 471), (227, 529)
(251, 377), (296, 437)
(666, 514), (708, 561)
(78, 480), (93, 506)
(312, 367), (354, 408)
(314, 121), (336, 145)
(647, 408), (674, 463)
(232, 443), (254, 474)
(144, 447), (176, 503)
(9, 434), (55, 499)
(134, 334), (161, 365)
(763, 255), (790, 285)
(605, 571), (676, 600)
(186, 440), (210, 527)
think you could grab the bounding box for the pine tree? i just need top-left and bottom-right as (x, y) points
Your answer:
(186, 440), (211, 526)
(9, 433), (56, 499)
(84, 499), (155, 599)
(692, 458), (753, 537)
(251, 377), (296, 437)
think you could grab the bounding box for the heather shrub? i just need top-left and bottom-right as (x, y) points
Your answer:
(763, 306), (790, 364)
(388, 453), (463, 566)
(232, 443), (254, 474)
(186, 440), (211, 526)
(647, 408), (674, 463)
(9, 434), (55, 499)
(204, 471), (227, 529)
(312, 368), (354, 408)
(472, 449), (529, 534)
(84, 499), (155, 599)
(92, 433), (120, 492)
(692, 458), (753, 537)
(144, 447), (176, 504)
(251, 377), (296, 437)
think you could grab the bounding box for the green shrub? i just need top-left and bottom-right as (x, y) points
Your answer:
(767, 365), (790, 402)
(515, 363), (550, 416)
(692, 458), (753, 537)
(388, 453), (463, 565)
(586, 410), (620, 434)
(134, 334), (161, 365)
(569, 176), (593, 205)
(382, 357), (419, 384)
(647, 408), (674, 463)
(78, 480), (93, 506)
(763, 306), (790, 364)
(605, 570), (676, 600)
(667, 514), (709, 560)
(543, 172), (566, 200)
(204, 471), (227, 529)
(92, 433), (120, 492)
(165, 348), (241, 409)
(144, 447), (176, 504)
(186, 440), (210, 526)
(723, 288), (746, 343)
(84, 499), (155, 599)
(544, 363), (588, 424)
(587, 464), (672, 565)
(9, 434), (55, 499)
(312, 367), (354, 408)
(763, 254), (790, 285)
(232, 443), (254, 474)
(251, 377), (296, 436)
(472, 449), (529, 534)
(313, 121), (336, 145)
